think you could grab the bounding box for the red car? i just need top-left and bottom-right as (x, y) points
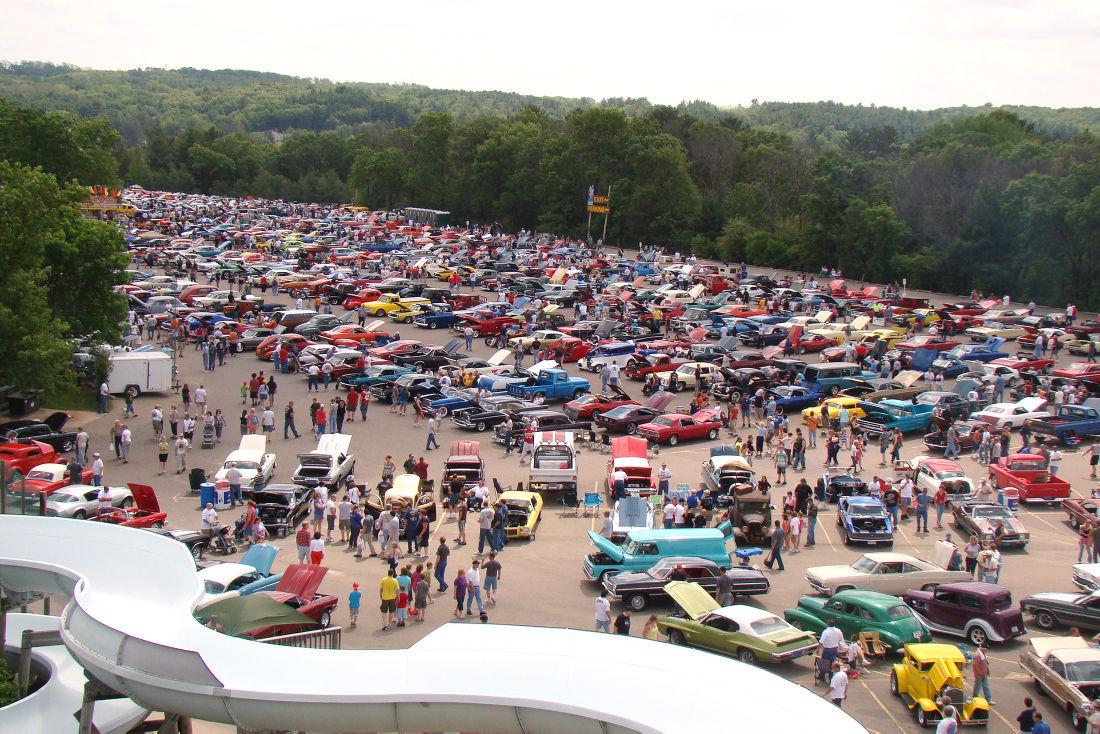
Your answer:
(247, 565), (339, 639)
(367, 339), (425, 360)
(91, 483), (168, 528)
(318, 321), (390, 345)
(21, 462), (92, 496)
(340, 289), (383, 310)
(256, 333), (314, 360)
(1053, 362), (1100, 383)
(563, 386), (637, 421)
(623, 354), (691, 381)
(544, 337), (592, 363)
(0, 440), (58, 482)
(790, 332), (838, 353)
(454, 314), (522, 336)
(990, 356), (1054, 374)
(636, 409), (723, 446)
(895, 335), (961, 353)
(988, 454), (1071, 503)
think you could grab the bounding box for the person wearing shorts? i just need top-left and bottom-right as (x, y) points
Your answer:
(379, 570), (399, 630)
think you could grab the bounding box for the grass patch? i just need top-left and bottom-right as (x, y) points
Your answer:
(43, 382), (101, 412)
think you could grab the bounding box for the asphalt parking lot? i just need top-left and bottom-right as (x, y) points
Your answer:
(54, 291), (1100, 734)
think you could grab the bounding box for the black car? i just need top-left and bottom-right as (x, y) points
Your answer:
(449, 397), (539, 432)
(144, 527), (211, 563)
(319, 283), (359, 305)
(915, 391), (971, 421)
(368, 374), (441, 402)
(492, 409), (590, 446)
(295, 314), (350, 338)
(602, 556), (770, 611)
(389, 340), (462, 371)
(0, 412), (78, 453)
(1020, 590), (1100, 631)
(818, 474), (869, 503)
(244, 483), (312, 537)
(593, 404), (665, 435)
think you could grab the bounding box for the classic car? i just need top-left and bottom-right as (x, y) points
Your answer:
(606, 436), (656, 496)
(44, 484), (133, 519)
(800, 396), (866, 425)
(1020, 589), (1100, 631)
(592, 392), (676, 435)
(238, 327), (278, 350)
(291, 433), (355, 489)
(915, 391), (973, 421)
(895, 335), (961, 353)
(441, 440), (485, 496)
(909, 456), (975, 502)
(988, 453), (1071, 503)
(195, 544), (282, 609)
(246, 564), (339, 638)
(0, 412), (78, 453)
(950, 502), (1029, 548)
(971, 397), (1050, 429)
(1019, 636), (1100, 731)
(368, 373), (441, 402)
(622, 353), (691, 381)
(763, 385), (825, 412)
(337, 364), (412, 390)
(922, 420), (985, 455)
(837, 495), (893, 545)
(562, 384), (635, 421)
(1073, 563), (1100, 592)
(451, 349), (514, 376)
(364, 473), (437, 534)
(508, 329), (569, 352)
(1067, 335), (1100, 356)
(145, 527), (213, 562)
(17, 462), (92, 497)
(785, 589), (929, 653)
(389, 302), (450, 324)
(805, 542), (970, 596)
(605, 557), (769, 611)
(965, 322), (1029, 341)
(91, 484), (168, 530)
(988, 355), (1054, 374)
(367, 339), (426, 360)
(244, 483), (312, 537)
(657, 581), (818, 665)
(388, 339), (463, 370)
(255, 333), (313, 360)
(1065, 498), (1100, 532)
(890, 643), (990, 727)
(0, 440), (59, 484)
(1053, 362), (1100, 384)
(656, 362), (719, 391)
(499, 490), (543, 540)
(818, 472), (869, 503)
(213, 436), (277, 489)
(610, 494), (655, 539)
(317, 322), (390, 346)
(454, 313), (525, 336)
(637, 409), (722, 446)
(903, 581), (1025, 646)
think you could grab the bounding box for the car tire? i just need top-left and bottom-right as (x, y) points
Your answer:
(889, 670), (900, 696)
(591, 409), (601, 420)
(436, 406), (449, 418)
(74, 510), (86, 519)
(1072, 705), (1085, 730)
(625, 423), (638, 435)
(429, 321), (439, 329)
(676, 381), (686, 392)
(151, 521), (164, 529)
(736, 647), (756, 665)
(191, 544), (203, 561)
(1034, 609), (1057, 630)
(917, 708), (936, 728)
(375, 310), (386, 317)
(842, 530), (851, 545)
(572, 388), (585, 400)
(668, 629), (686, 646)
(404, 317), (413, 324)
(707, 428), (718, 440)
(966, 625), (988, 647)
(668, 435), (679, 447)
(121, 498), (134, 509)
(475, 422), (486, 432)
(830, 385), (840, 396)
(61, 438), (75, 452)
(318, 610), (332, 628)
(627, 593), (647, 612)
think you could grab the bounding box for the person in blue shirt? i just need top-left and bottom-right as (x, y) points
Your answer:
(1030, 711), (1050, 734)
(348, 583), (361, 628)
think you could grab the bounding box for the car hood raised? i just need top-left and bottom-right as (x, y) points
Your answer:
(587, 530), (624, 563)
(275, 563), (327, 599)
(239, 543), (279, 575)
(664, 580), (722, 621)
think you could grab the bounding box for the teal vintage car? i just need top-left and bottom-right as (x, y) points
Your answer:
(783, 589), (929, 653)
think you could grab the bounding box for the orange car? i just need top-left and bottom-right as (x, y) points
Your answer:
(318, 321), (391, 345)
(713, 304), (767, 318)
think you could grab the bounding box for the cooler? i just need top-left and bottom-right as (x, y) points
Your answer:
(1003, 488), (1020, 513)
(214, 488), (232, 510)
(199, 482), (216, 508)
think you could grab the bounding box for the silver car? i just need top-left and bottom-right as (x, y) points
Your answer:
(46, 484), (134, 519)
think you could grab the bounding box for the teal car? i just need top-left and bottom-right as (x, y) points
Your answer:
(337, 364), (412, 390)
(783, 589), (929, 653)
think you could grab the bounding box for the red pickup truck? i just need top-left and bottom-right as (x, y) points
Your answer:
(988, 453), (1072, 503)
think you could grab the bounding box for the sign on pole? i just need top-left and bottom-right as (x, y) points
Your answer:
(587, 185), (595, 207)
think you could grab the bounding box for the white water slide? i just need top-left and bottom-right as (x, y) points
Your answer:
(0, 516), (867, 733)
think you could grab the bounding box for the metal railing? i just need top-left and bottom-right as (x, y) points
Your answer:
(261, 626), (342, 650)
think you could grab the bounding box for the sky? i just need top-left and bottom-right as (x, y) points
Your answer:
(2, 0), (1098, 110)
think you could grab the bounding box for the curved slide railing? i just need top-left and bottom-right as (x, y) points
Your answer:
(0, 517), (867, 733)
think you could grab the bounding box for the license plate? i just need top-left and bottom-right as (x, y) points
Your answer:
(867, 540), (878, 545)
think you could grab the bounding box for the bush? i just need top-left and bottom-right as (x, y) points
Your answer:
(0, 658), (25, 708)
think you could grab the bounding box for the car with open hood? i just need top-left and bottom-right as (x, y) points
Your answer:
(213, 435), (277, 489)
(950, 501), (1029, 548)
(592, 392), (675, 435)
(90, 483), (168, 530)
(562, 384), (635, 421)
(247, 564), (339, 638)
(0, 411), (78, 453)
(805, 541), (970, 596)
(604, 557), (769, 612)
(499, 490), (543, 540)
(291, 433), (355, 489)
(364, 473), (436, 535)
(903, 581), (1025, 646)
(971, 396), (1050, 429)
(606, 436), (656, 497)
(195, 543), (282, 609)
(441, 440), (484, 494)
(784, 589), (928, 653)
(656, 581), (818, 665)
(244, 483), (312, 537)
(837, 495), (894, 546)
(44, 484), (133, 519)
(890, 643), (991, 727)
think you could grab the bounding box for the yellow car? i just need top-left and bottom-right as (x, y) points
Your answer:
(388, 300), (437, 323)
(499, 490), (543, 539)
(864, 328), (907, 347)
(801, 396), (866, 425)
(361, 295), (429, 317)
(890, 643), (989, 727)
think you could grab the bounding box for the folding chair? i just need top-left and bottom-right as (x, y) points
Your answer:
(582, 492), (603, 517)
(561, 486), (580, 517)
(858, 630), (888, 659)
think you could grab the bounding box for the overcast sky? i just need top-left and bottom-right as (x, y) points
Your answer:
(3, 0), (1097, 110)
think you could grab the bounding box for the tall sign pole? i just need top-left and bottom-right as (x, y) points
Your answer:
(600, 185), (611, 247)
(585, 185), (594, 242)
(587, 186), (611, 247)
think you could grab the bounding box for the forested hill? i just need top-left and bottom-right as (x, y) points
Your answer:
(2, 61), (1097, 146)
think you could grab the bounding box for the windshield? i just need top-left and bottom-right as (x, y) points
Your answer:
(935, 470), (966, 479)
(203, 580), (226, 594)
(886, 605), (915, 620)
(1065, 662), (1100, 682)
(851, 556), (878, 574)
(973, 506), (1011, 519)
(751, 616), (791, 636)
(848, 504), (886, 516)
(231, 461), (260, 471)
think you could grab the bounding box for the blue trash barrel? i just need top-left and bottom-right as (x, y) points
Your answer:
(199, 482), (215, 508)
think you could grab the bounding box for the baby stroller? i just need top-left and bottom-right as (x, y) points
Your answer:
(201, 421), (215, 449)
(209, 525), (237, 556)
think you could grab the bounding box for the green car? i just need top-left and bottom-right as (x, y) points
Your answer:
(656, 582), (819, 665)
(783, 589), (929, 654)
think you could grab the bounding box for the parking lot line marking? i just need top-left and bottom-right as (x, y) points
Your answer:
(815, 520), (834, 548)
(988, 704), (1017, 730)
(859, 678), (907, 732)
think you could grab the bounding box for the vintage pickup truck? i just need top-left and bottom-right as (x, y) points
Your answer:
(988, 453), (1072, 503)
(1027, 399), (1100, 445)
(1019, 636), (1100, 731)
(852, 399), (935, 436)
(505, 368), (590, 402)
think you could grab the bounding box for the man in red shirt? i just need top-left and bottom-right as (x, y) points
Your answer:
(346, 388), (360, 422)
(413, 457), (429, 483)
(314, 405), (327, 436)
(295, 521), (311, 563)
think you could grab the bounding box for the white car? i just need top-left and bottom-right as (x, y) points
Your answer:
(972, 397), (1050, 429)
(213, 436), (277, 488)
(46, 484), (133, 519)
(657, 362), (719, 391)
(195, 544), (281, 609)
(805, 543), (970, 596)
(454, 349), (514, 375)
(292, 433), (355, 489)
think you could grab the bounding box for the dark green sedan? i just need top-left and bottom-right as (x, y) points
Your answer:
(783, 589), (929, 653)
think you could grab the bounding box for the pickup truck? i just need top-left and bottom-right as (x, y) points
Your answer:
(988, 453), (1072, 503)
(505, 368), (590, 402)
(1027, 399), (1100, 444)
(528, 431), (578, 493)
(852, 399), (935, 436)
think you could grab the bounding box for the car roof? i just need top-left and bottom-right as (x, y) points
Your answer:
(713, 605), (785, 626)
(863, 552), (922, 563)
(933, 581), (1008, 595)
(832, 589), (908, 607)
(907, 643), (967, 663)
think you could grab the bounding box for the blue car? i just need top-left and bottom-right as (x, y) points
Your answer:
(338, 364), (413, 389)
(766, 385), (825, 412)
(428, 387), (481, 417)
(414, 309), (460, 330)
(837, 496), (894, 545)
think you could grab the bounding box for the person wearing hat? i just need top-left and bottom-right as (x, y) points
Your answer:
(348, 582), (361, 628)
(90, 453), (104, 487)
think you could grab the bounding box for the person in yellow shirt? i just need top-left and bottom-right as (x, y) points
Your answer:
(379, 569), (399, 630)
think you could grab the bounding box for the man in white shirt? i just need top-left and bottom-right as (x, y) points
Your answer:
(261, 408), (275, 433)
(819, 619), (845, 668)
(662, 500), (676, 529)
(225, 464), (243, 508)
(594, 590), (612, 632)
(673, 501), (686, 527)
(606, 362), (621, 388)
(826, 661), (848, 707)
(1050, 448), (1064, 475)
(91, 453), (105, 486)
(97, 487), (113, 517)
(194, 385), (207, 415)
(200, 503), (219, 537)
(465, 560), (484, 615)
